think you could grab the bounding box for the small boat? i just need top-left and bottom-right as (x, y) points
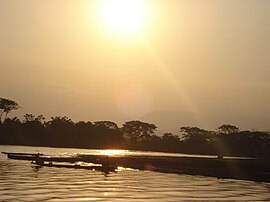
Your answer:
(2, 152), (117, 173)
(1, 152), (43, 156)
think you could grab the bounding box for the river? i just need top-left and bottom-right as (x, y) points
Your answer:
(0, 145), (269, 201)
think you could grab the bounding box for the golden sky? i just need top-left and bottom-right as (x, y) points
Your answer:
(0, 0), (270, 131)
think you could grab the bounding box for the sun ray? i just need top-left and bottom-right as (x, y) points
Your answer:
(137, 34), (211, 128)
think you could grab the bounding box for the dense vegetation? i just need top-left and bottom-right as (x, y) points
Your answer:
(0, 98), (270, 157)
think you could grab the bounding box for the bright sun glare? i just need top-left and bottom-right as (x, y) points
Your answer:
(100, 0), (147, 34)
(102, 149), (126, 156)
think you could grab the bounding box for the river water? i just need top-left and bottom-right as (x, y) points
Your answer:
(0, 145), (269, 201)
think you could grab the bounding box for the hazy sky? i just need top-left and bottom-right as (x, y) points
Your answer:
(1, 0), (270, 132)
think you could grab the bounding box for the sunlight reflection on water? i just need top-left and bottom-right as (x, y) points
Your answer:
(101, 149), (129, 156)
(0, 145), (269, 201)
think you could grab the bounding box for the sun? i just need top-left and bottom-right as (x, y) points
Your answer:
(99, 0), (147, 34)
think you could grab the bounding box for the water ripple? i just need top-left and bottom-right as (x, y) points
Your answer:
(1, 145), (270, 201)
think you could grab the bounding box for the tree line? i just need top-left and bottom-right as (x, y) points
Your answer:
(0, 98), (269, 157)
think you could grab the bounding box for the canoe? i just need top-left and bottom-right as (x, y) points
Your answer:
(1, 152), (43, 156)
(3, 152), (107, 165)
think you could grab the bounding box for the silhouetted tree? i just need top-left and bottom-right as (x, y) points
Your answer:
(213, 125), (240, 156)
(235, 130), (270, 157)
(91, 121), (123, 149)
(44, 116), (75, 147)
(74, 121), (93, 131)
(0, 98), (20, 122)
(160, 133), (180, 151)
(179, 126), (215, 154)
(217, 124), (239, 135)
(23, 114), (45, 123)
(45, 116), (74, 128)
(162, 132), (180, 142)
(0, 117), (22, 145)
(122, 120), (157, 143)
(93, 121), (119, 130)
(21, 114), (46, 145)
(180, 127), (210, 142)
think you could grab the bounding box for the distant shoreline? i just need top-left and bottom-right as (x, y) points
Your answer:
(1, 117), (270, 158)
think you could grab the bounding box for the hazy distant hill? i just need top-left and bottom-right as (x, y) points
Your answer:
(140, 110), (213, 134)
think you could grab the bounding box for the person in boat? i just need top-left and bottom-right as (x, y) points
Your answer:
(34, 153), (44, 166)
(102, 156), (110, 170)
(217, 155), (224, 159)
